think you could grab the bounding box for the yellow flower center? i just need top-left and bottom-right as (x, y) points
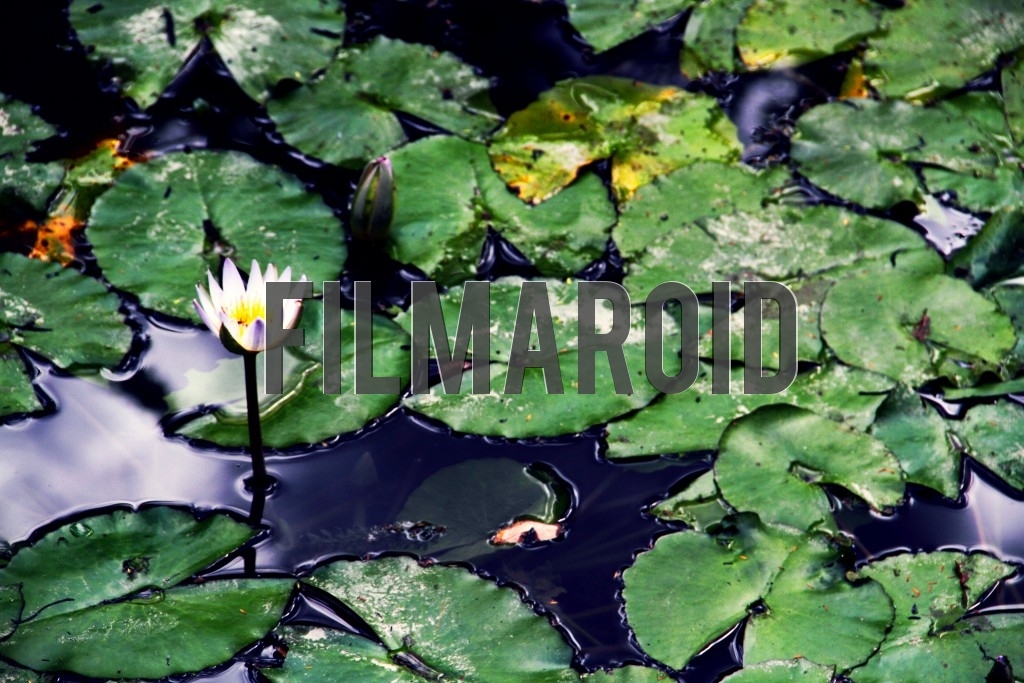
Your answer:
(224, 298), (266, 327)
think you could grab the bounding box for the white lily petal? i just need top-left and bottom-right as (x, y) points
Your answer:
(247, 259), (265, 298)
(243, 317), (267, 352)
(282, 299), (303, 330)
(221, 258), (246, 298)
(219, 311), (243, 347)
(279, 266), (292, 282)
(206, 269), (224, 310)
(264, 263), (279, 283)
(194, 285), (222, 334)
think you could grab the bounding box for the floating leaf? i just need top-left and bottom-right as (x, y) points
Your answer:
(604, 361), (892, 459)
(736, 0), (878, 70)
(715, 405), (903, 532)
(0, 96), (63, 211)
(791, 95), (1015, 209)
(681, 0), (757, 77)
(952, 401), (1024, 493)
(490, 76), (741, 203)
(621, 204), (923, 301)
(0, 507), (293, 678)
(401, 278), (671, 438)
(265, 626), (422, 683)
(1005, 52), (1024, 147)
(719, 660), (833, 682)
(851, 552), (1020, 683)
(923, 166), (1024, 215)
(584, 666), (673, 681)
(623, 516), (891, 671)
(567, 0), (692, 52)
(387, 136), (615, 286)
(612, 161), (785, 258)
(0, 253), (132, 418)
(170, 300), (410, 448)
(70, 0), (345, 107)
(87, 150), (344, 320)
(266, 37), (499, 168)
(867, 0), (1024, 100)
(293, 556), (579, 682)
(869, 384), (961, 499)
(820, 249), (1017, 386)
(948, 207), (1024, 290)
(648, 469), (730, 531)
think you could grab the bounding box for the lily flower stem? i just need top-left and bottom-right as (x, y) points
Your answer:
(243, 352), (269, 523)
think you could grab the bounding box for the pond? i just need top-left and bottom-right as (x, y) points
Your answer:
(2, 1), (1024, 682)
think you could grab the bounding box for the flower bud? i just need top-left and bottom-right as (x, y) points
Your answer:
(351, 156), (395, 242)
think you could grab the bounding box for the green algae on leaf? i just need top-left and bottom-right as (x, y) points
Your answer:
(0, 507), (293, 679)
(820, 249), (1017, 386)
(387, 136), (614, 286)
(400, 278), (672, 438)
(715, 405), (904, 532)
(791, 95), (1016, 210)
(291, 556), (579, 682)
(736, 0), (879, 70)
(87, 150), (344, 321)
(0, 253), (132, 418)
(70, 0), (345, 108)
(604, 361), (892, 459)
(621, 204), (923, 302)
(612, 161), (786, 259)
(169, 300), (410, 448)
(490, 76), (740, 204)
(266, 36), (499, 169)
(567, 0), (693, 53)
(0, 97), (63, 211)
(867, 0), (1024, 101)
(623, 516), (891, 671)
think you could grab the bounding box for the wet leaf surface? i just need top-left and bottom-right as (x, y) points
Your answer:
(0, 254), (132, 418)
(490, 76), (740, 203)
(169, 300), (410, 448)
(867, 0), (1024, 101)
(387, 136), (614, 286)
(266, 36), (499, 168)
(0, 97), (63, 211)
(0, 507), (293, 678)
(567, 0), (692, 53)
(70, 0), (345, 107)
(715, 405), (904, 532)
(291, 556), (579, 682)
(87, 150), (344, 321)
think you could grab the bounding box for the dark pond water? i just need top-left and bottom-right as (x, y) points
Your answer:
(2, 2), (1024, 683)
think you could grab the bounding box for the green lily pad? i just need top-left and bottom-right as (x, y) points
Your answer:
(566, 0), (693, 53)
(170, 300), (410, 448)
(604, 361), (893, 459)
(0, 253), (132, 418)
(265, 626), (423, 683)
(681, 0), (757, 77)
(948, 207), (1024, 290)
(490, 76), (741, 204)
(266, 36), (500, 169)
(869, 384), (961, 499)
(612, 161), (786, 259)
(621, 204), (924, 302)
(922, 166), (1024, 215)
(584, 666), (673, 681)
(820, 249), (1017, 386)
(791, 95), (1015, 209)
(387, 136), (615, 286)
(70, 0), (345, 108)
(623, 515), (891, 671)
(867, 0), (1024, 101)
(0, 659), (48, 683)
(86, 150), (344, 320)
(0, 96), (63, 211)
(719, 659), (833, 683)
(0, 507), (293, 679)
(951, 400), (1024, 493)
(715, 405), (904, 532)
(295, 556), (579, 682)
(851, 552), (1021, 683)
(1005, 53), (1024, 147)
(736, 0), (879, 70)
(649, 469), (731, 531)
(401, 277), (672, 438)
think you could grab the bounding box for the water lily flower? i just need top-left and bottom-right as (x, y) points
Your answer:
(194, 257), (307, 354)
(350, 155), (395, 242)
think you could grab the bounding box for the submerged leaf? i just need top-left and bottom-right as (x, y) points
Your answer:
(87, 150), (344, 321)
(70, 0), (345, 107)
(490, 76), (740, 203)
